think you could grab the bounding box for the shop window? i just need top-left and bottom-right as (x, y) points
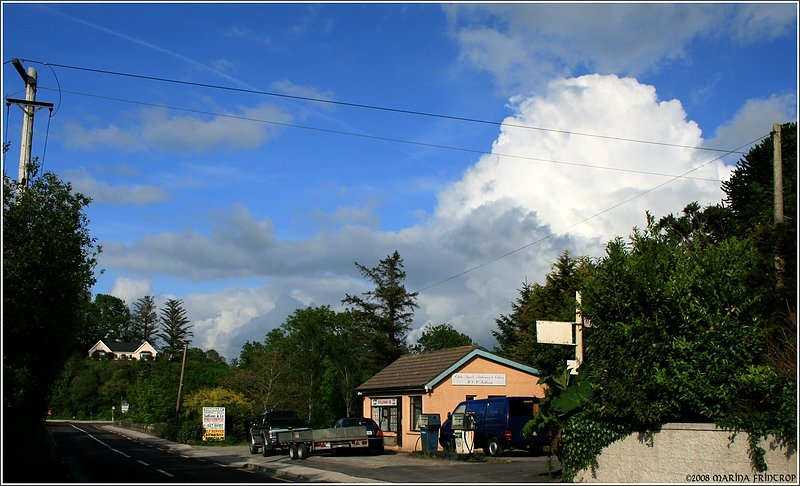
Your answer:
(371, 398), (399, 433)
(465, 395), (476, 401)
(410, 396), (422, 431)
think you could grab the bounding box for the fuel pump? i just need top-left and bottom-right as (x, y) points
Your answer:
(451, 412), (476, 454)
(417, 414), (441, 452)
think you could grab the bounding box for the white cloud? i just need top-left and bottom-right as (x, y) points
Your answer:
(728, 4), (798, 44)
(110, 276), (152, 307)
(96, 74), (735, 360)
(706, 93), (798, 160)
(435, 74), (721, 241)
(61, 103), (292, 154)
(443, 3), (795, 95)
(64, 168), (169, 205)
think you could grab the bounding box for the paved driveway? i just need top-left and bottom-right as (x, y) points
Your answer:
(104, 425), (562, 483)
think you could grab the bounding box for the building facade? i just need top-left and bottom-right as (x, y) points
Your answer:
(87, 340), (158, 360)
(356, 345), (545, 452)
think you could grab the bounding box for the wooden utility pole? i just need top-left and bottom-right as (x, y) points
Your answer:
(574, 291), (583, 371)
(175, 343), (188, 422)
(7, 58), (53, 193)
(774, 123), (784, 224)
(773, 123), (784, 289)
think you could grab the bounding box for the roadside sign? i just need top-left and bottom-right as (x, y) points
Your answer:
(535, 320), (575, 345)
(202, 406), (226, 441)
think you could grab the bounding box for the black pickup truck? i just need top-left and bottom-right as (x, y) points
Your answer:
(248, 410), (311, 456)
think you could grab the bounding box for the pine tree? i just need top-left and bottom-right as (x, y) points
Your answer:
(157, 298), (193, 361)
(343, 250), (419, 369)
(131, 295), (158, 344)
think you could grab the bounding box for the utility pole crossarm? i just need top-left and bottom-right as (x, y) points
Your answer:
(5, 97), (54, 110)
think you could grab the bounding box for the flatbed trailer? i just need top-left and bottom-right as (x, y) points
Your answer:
(275, 425), (370, 460)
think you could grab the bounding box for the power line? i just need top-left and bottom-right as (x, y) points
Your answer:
(414, 133), (769, 293)
(19, 58), (748, 155)
(38, 87), (724, 183)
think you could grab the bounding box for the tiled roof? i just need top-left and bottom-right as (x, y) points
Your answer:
(107, 341), (147, 352)
(356, 345), (481, 393)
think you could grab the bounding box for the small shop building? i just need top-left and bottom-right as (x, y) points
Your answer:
(356, 345), (545, 451)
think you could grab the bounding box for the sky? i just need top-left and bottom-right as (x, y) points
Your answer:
(2, 2), (797, 363)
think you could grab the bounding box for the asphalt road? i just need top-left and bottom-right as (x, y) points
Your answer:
(47, 422), (282, 483)
(43, 422), (563, 483)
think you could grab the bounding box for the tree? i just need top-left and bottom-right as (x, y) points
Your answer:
(3, 166), (99, 480)
(342, 250), (419, 368)
(411, 323), (474, 353)
(320, 310), (374, 419)
(226, 336), (294, 412)
(279, 306), (339, 424)
(721, 122), (796, 381)
(79, 294), (133, 347)
(131, 295), (158, 344)
(493, 251), (587, 377)
(157, 299), (193, 361)
(182, 387), (257, 442)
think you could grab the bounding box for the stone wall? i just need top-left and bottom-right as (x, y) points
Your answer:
(574, 423), (797, 483)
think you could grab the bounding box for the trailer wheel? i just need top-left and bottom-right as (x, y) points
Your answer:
(248, 435), (259, 455)
(297, 443), (309, 460)
(289, 444), (299, 460)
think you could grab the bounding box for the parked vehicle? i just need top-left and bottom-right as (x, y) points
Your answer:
(274, 422), (375, 460)
(438, 396), (548, 457)
(248, 410), (311, 456)
(333, 417), (384, 454)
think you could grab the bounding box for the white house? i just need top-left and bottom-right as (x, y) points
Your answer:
(88, 340), (157, 360)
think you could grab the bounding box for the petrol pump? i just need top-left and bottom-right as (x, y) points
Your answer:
(450, 412), (476, 454)
(417, 414), (441, 452)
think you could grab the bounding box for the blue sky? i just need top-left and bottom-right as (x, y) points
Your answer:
(3, 2), (797, 362)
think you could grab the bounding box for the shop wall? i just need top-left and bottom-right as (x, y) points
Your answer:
(423, 357), (545, 424)
(361, 357), (546, 451)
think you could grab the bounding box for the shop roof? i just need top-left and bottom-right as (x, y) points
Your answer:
(356, 345), (540, 394)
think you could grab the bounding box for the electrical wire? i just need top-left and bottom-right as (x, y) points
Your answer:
(6, 58), (769, 293)
(17, 58), (747, 155)
(37, 87), (724, 183)
(40, 107), (54, 173)
(414, 133), (769, 293)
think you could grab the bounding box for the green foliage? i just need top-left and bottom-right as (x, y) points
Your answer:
(225, 337), (294, 412)
(80, 294), (133, 346)
(523, 125), (796, 479)
(343, 250), (419, 368)
(493, 251), (586, 376)
(411, 323), (475, 353)
(182, 387), (256, 441)
(131, 295), (158, 344)
(3, 166), (100, 478)
(126, 360), (179, 424)
(157, 298), (193, 360)
(559, 411), (629, 482)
